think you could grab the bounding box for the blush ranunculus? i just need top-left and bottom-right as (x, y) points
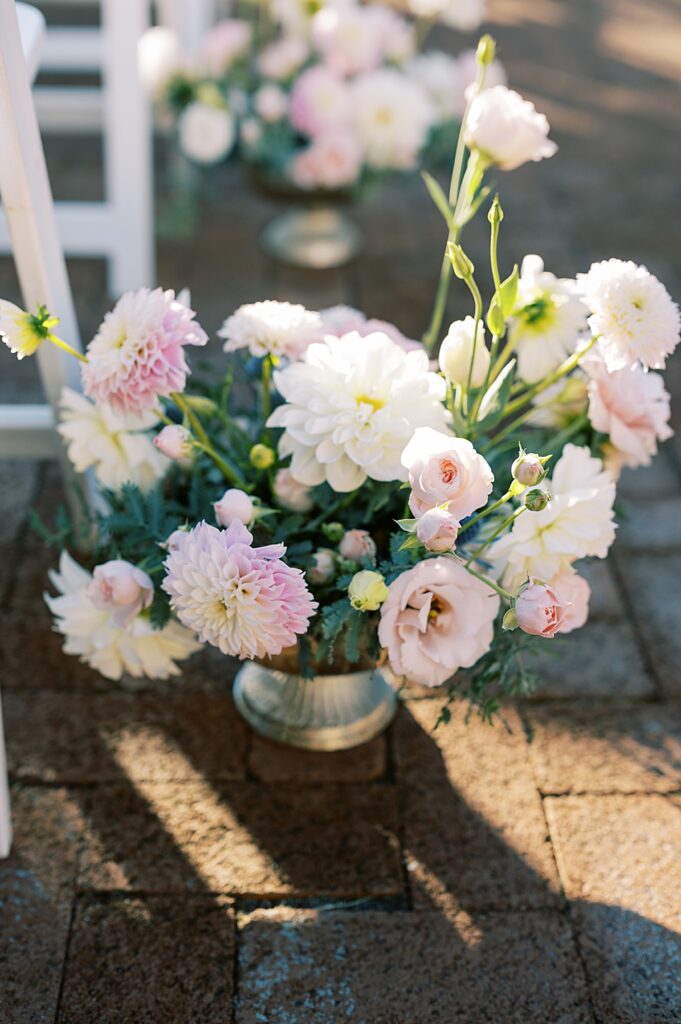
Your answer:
(289, 131), (362, 190)
(289, 66), (351, 137)
(401, 427), (494, 520)
(515, 579), (565, 638)
(415, 507), (459, 552)
(378, 556), (499, 687)
(548, 569), (591, 634)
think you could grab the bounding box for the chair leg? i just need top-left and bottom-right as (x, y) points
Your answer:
(0, 693), (12, 858)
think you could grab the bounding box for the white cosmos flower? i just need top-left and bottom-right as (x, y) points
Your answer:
(509, 255), (588, 384)
(219, 300), (324, 360)
(45, 551), (200, 680)
(178, 102), (235, 165)
(58, 387), (168, 492)
(577, 259), (681, 371)
(350, 69), (434, 171)
(267, 331), (448, 492)
(490, 443), (616, 588)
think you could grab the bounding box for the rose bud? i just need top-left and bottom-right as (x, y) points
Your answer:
(214, 487), (255, 527)
(415, 507), (460, 552)
(512, 452), (546, 487)
(273, 468), (314, 512)
(524, 487), (550, 512)
(322, 521), (345, 543)
(153, 424), (193, 461)
(515, 579), (565, 638)
(348, 570), (389, 612)
(339, 529), (377, 564)
(87, 559), (154, 627)
(309, 548), (336, 585)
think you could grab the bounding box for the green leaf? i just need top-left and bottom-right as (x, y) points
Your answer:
(476, 358), (516, 427)
(486, 296), (506, 337)
(421, 171), (455, 230)
(498, 265), (519, 319)
(344, 610), (363, 663)
(395, 518), (417, 533)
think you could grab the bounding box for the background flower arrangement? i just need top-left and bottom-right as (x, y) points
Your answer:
(141, 0), (505, 196)
(2, 36), (678, 724)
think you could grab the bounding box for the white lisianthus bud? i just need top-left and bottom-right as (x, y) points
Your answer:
(524, 487), (550, 512)
(439, 317), (490, 388)
(464, 86), (557, 171)
(511, 452), (546, 487)
(214, 488), (255, 527)
(415, 507), (460, 552)
(309, 548), (336, 584)
(349, 570), (389, 612)
(178, 102), (235, 165)
(154, 424), (193, 461)
(87, 560), (154, 627)
(339, 529), (377, 563)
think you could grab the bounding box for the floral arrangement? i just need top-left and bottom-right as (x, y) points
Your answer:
(2, 37), (678, 720)
(140, 0), (504, 194)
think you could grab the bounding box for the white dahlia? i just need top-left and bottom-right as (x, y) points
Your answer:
(58, 387), (167, 492)
(490, 443), (617, 587)
(162, 521), (317, 659)
(218, 300), (324, 361)
(350, 69), (434, 171)
(267, 331), (448, 492)
(45, 552), (200, 680)
(509, 255), (588, 383)
(577, 259), (681, 371)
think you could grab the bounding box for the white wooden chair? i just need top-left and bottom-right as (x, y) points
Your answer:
(0, 0), (89, 857)
(0, 0), (154, 297)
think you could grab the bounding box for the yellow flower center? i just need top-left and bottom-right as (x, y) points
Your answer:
(355, 393), (384, 413)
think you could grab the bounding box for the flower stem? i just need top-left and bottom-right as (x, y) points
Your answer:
(452, 555), (513, 602)
(48, 334), (88, 363)
(192, 439), (247, 488)
(547, 412), (590, 454)
(460, 489), (513, 535)
(502, 336), (599, 419)
(465, 506), (526, 567)
(171, 391), (209, 446)
(261, 355), (272, 424)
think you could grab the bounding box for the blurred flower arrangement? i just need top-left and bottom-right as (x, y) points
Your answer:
(2, 37), (678, 723)
(140, 0), (504, 195)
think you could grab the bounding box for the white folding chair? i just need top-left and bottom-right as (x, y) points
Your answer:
(0, 0), (90, 857)
(0, 0), (154, 297)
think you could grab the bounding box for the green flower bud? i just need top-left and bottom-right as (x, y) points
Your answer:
(476, 34), (496, 67)
(249, 443), (275, 470)
(524, 488), (550, 512)
(348, 570), (389, 612)
(322, 521), (345, 543)
(488, 195), (504, 225)
(486, 298), (506, 337)
(447, 242), (474, 280)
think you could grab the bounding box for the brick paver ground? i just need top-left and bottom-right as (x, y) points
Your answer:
(1, 0), (681, 1020)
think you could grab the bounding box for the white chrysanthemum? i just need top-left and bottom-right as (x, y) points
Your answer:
(577, 259), (681, 371)
(350, 69), (434, 171)
(58, 387), (167, 491)
(267, 331), (448, 492)
(45, 551), (200, 680)
(509, 255), (588, 383)
(490, 444), (616, 588)
(218, 300), (324, 360)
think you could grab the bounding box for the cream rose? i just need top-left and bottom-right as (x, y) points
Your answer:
(378, 557), (499, 687)
(401, 427), (494, 520)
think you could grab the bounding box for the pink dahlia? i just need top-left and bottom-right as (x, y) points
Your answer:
(82, 288), (208, 415)
(161, 520), (317, 659)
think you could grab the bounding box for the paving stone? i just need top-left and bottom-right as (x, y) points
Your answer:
(522, 621), (654, 699)
(615, 496), (681, 550)
(248, 733), (388, 783)
(576, 559), (625, 620)
(526, 703), (681, 794)
(546, 795), (681, 1022)
(393, 702), (561, 912)
(0, 787), (82, 1024)
(5, 689), (248, 783)
(236, 907), (592, 1024)
(0, 461), (37, 599)
(617, 455), (681, 501)
(77, 781), (402, 898)
(615, 553), (681, 695)
(58, 894), (235, 1024)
